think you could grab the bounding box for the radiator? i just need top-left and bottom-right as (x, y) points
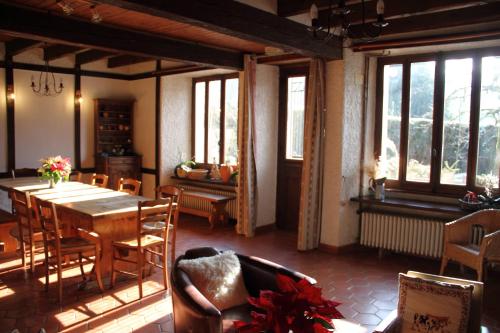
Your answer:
(178, 184), (238, 220)
(360, 212), (445, 258)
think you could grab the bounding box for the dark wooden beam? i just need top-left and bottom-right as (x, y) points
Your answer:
(76, 50), (114, 65)
(95, 0), (342, 59)
(44, 45), (83, 61)
(5, 38), (43, 56)
(352, 28), (500, 52)
(108, 55), (153, 68)
(74, 65), (81, 170)
(130, 65), (209, 80)
(5, 55), (15, 172)
(278, 0), (342, 17)
(317, 0), (493, 27)
(0, 3), (243, 70)
(155, 60), (161, 187)
(348, 2), (500, 37)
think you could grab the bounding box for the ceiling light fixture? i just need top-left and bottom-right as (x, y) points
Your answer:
(90, 4), (103, 23)
(56, 0), (74, 15)
(310, 0), (389, 43)
(31, 60), (64, 97)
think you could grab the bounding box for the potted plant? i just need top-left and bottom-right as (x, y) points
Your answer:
(366, 156), (387, 200)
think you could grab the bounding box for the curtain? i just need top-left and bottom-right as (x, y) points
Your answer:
(236, 55), (257, 237)
(297, 58), (326, 251)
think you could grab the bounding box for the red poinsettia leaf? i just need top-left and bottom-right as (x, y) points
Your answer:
(313, 322), (334, 333)
(297, 283), (324, 305)
(276, 273), (298, 293)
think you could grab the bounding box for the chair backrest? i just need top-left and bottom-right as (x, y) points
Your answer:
(69, 171), (82, 182)
(91, 173), (109, 188)
(11, 191), (36, 237)
(406, 271), (483, 333)
(118, 178), (141, 196)
(36, 199), (63, 251)
(137, 198), (172, 248)
(156, 185), (183, 221)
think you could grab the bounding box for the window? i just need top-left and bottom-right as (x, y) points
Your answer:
(376, 50), (500, 194)
(286, 76), (306, 160)
(193, 74), (239, 164)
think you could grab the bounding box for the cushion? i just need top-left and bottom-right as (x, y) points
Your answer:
(398, 273), (473, 333)
(178, 251), (250, 310)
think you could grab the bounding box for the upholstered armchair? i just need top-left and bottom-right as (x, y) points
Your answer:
(374, 271), (488, 333)
(171, 247), (316, 333)
(440, 209), (500, 281)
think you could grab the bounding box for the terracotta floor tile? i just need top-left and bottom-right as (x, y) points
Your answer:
(0, 215), (499, 333)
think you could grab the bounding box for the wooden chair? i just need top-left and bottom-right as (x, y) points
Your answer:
(10, 191), (44, 272)
(117, 178), (142, 196)
(440, 209), (500, 281)
(110, 198), (172, 299)
(156, 185), (183, 264)
(69, 171), (82, 182)
(36, 199), (104, 303)
(91, 173), (109, 188)
(374, 271), (487, 333)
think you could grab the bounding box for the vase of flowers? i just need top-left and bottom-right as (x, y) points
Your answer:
(233, 273), (343, 333)
(38, 156), (72, 188)
(366, 156), (387, 200)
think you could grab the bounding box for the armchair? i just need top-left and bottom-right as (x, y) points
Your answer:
(374, 271), (487, 333)
(171, 247), (316, 333)
(440, 209), (500, 281)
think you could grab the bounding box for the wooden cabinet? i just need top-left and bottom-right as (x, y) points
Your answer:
(94, 99), (141, 190)
(96, 155), (142, 190)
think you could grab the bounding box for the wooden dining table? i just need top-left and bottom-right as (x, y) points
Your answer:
(0, 177), (151, 275)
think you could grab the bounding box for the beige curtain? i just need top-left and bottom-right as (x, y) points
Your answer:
(297, 58), (326, 251)
(236, 55), (257, 237)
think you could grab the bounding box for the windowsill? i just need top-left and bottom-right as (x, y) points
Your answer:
(170, 175), (237, 188)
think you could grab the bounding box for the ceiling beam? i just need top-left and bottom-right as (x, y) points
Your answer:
(278, 0), (362, 17)
(0, 3), (243, 70)
(95, 0), (342, 60)
(317, 0), (493, 27)
(44, 45), (84, 61)
(108, 55), (153, 68)
(5, 38), (43, 56)
(76, 50), (115, 65)
(347, 2), (500, 37)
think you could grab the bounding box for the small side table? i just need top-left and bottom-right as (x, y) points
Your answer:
(180, 191), (236, 228)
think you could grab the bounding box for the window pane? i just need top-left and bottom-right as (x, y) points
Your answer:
(286, 76), (306, 160)
(194, 82), (206, 163)
(406, 61), (435, 183)
(224, 78), (239, 165)
(441, 58), (472, 186)
(476, 56), (500, 188)
(207, 80), (221, 164)
(381, 64), (403, 180)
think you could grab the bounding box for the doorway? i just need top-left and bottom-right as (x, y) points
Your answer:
(276, 66), (308, 230)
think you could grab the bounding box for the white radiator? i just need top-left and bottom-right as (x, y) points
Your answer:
(178, 184), (238, 220)
(360, 212), (445, 258)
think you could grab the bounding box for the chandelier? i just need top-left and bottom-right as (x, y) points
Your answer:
(56, 0), (103, 23)
(31, 60), (64, 97)
(310, 0), (388, 42)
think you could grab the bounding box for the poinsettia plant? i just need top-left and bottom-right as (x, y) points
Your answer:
(38, 155), (72, 184)
(233, 273), (343, 333)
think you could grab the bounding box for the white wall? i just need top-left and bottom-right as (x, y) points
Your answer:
(254, 64), (279, 227)
(14, 69), (75, 168)
(160, 75), (192, 185)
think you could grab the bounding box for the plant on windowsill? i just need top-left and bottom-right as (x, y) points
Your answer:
(459, 174), (500, 211)
(366, 156), (387, 200)
(38, 156), (72, 188)
(233, 273), (343, 333)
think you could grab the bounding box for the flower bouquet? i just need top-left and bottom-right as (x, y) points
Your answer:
(38, 156), (72, 188)
(233, 273), (343, 333)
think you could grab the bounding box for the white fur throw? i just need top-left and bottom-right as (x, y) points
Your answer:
(178, 251), (250, 310)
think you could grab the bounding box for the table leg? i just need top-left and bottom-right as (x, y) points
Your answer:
(209, 202), (229, 229)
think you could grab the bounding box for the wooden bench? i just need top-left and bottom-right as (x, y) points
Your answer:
(179, 190), (236, 228)
(0, 209), (17, 255)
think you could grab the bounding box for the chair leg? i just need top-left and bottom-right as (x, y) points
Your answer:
(477, 262), (484, 282)
(29, 239), (35, 273)
(110, 247), (117, 289)
(57, 257), (63, 304)
(44, 247), (50, 292)
(19, 231), (26, 269)
(78, 253), (86, 281)
(163, 247), (169, 292)
(439, 256), (449, 276)
(137, 250), (143, 299)
(94, 249), (104, 293)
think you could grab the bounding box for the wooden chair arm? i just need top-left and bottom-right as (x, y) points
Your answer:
(76, 228), (101, 248)
(481, 230), (500, 259)
(445, 214), (480, 244)
(373, 309), (398, 333)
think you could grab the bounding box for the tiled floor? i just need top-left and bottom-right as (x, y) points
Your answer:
(0, 215), (499, 333)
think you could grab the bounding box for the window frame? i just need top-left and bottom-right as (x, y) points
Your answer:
(374, 47), (500, 195)
(191, 73), (239, 165)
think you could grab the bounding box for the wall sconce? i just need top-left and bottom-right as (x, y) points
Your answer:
(7, 84), (15, 101)
(75, 90), (83, 104)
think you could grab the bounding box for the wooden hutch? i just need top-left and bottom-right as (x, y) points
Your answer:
(94, 99), (141, 190)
